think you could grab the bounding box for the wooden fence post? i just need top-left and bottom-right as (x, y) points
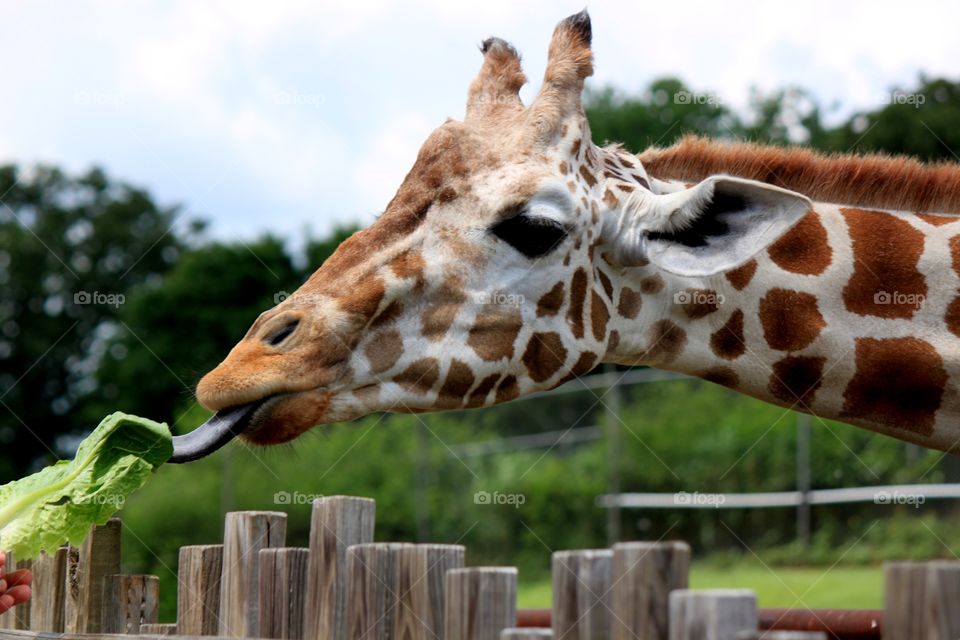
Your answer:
(345, 542), (411, 640)
(396, 544), (466, 640)
(258, 547), (309, 639)
(552, 550), (612, 640)
(668, 589), (757, 640)
(445, 567), (518, 640)
(177, 544), (223, 636)
(611, 541), (690, 640)
(885, 560), (960, 640)
(30, 548), (68, 632)
(101, 574), (160, 634)
(219, 511), (287, 638)
(304, 496), (375, 640)
(64, 518), (122, 634)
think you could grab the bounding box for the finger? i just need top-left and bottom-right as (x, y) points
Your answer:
(3, 571), (31, 587)
(0, 594), (12, 614)
(7, 585), (30, 605)
(0, 578), (6, 592)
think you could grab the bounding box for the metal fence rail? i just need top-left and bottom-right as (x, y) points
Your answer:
(597, 483), (960, 509)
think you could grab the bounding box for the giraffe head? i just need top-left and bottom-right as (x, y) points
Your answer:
(173, 11), (809, 462)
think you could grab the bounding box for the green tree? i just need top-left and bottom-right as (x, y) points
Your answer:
(586, 78), (737, 152)
(0, 165), (186, 478)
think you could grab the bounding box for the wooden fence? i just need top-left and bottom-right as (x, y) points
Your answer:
(0, 495), (955, 639)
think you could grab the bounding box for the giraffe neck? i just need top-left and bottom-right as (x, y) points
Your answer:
(603, 198), (960, 452)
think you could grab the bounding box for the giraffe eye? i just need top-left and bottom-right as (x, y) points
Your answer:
(490, 213), (568, 258)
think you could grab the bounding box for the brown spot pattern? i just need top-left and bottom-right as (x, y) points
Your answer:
(522, 332), (568, 383)
(495, 375), (520, 403)
(767, 211), (832, 275)
(607, 330), (620, 352)
(916, 213), (960, 226)
(537, 282), (565, 317)
(597, 270), (613, 299)
(842, 337), (946, 435)
(438, 359), (475, 405)
(759, 289), (826, 351)
(641, 320), (687, 364)
(467, 309), (522, 361)
(339, 276), (385, 319)
(370, 300), (404, 328)
(421, 281), (465, 340)
(395, 357), (440, 393)
(466, 374), (500, 408)
(946, 296), (960, 338)
(365, 330), (403, 374)
(568, 268), (588, 339)
(617, 287), (642, 319)
(578, 165), (598, 187)
(710, 310), (745, 360)
(680, 288), (721, 319)
(590, 291), (610, 342)
(639, 274), (664, 294)
(556, 352), (599, 385)
(769, 356), (825, 405)
(951, 235), (960, 276)
(390, 251), (426, 281)
(603, 188), (618, 209)
(725, 260), (757, 291)
(701, 367), (739, 389)
(841, 208), (927, 319)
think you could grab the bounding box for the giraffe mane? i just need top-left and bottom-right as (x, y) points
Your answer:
(638, 135), (960, 214)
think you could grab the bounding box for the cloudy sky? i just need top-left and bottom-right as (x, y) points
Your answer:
(2, 0), (958, 243)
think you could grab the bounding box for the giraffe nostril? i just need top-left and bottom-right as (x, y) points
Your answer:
(264, 319), (300, 347)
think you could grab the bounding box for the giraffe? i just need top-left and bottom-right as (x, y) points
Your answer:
(171, 10), (960, 462)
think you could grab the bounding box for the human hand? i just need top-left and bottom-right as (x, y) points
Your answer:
(0, 551), (32, 615)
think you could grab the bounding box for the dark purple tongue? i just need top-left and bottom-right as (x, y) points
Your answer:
(168, 401), (261, 463)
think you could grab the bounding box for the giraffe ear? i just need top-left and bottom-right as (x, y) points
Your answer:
(603, 176), (812, 277)
(465, 37), (527, 122)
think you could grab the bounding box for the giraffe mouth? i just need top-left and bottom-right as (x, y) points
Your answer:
(168, 397), (277, 463)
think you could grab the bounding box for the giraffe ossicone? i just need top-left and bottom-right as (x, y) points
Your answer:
(171, 10), (960, 462)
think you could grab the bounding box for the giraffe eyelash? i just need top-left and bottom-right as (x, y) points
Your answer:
(489, 213), (569, 258)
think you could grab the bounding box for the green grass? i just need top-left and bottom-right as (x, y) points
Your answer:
(518, 561), (882, 609)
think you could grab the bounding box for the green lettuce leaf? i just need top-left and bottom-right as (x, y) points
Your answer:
(0, 412), (172, 559)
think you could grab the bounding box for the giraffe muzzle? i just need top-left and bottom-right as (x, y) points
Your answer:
(168, 400), (264, 463)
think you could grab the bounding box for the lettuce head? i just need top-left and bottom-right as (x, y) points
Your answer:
(0, 412), (172, 559)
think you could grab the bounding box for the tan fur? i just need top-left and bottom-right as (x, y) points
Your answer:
(639, 136), (960, 214)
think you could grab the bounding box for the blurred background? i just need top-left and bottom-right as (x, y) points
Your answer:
(2, 0), (960, 620)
